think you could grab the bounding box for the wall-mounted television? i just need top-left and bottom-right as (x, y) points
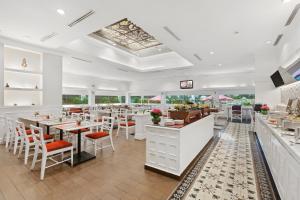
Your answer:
(270, 70), (285, 87)
(180, 80), (193, 89)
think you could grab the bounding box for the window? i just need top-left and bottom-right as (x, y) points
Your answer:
(166, 95), (207, 104)
(62, 95), (88, 105)
(223, 94), (255, 106)
(130, 96), (142, 103)
(95, 96), (125, 104)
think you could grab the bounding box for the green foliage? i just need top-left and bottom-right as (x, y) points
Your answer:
(95, 96), (124, 104)
(62, 95), (88, 105)
(131, 96), (141, 103)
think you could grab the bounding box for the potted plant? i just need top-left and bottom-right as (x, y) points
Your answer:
(261, 104), (270, 115)
(151, 108), (162, 125)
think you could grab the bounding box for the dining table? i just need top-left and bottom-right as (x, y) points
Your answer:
(53, 121), (102, 166)
(20, 115), (52, 127)
(38, 118), (76, 138)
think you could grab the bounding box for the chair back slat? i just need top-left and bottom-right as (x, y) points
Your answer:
(101, 116), (114, 135)
(30, 125), (44, 148)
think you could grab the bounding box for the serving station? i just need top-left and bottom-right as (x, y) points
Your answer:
(256, 113), (300, 200)
(144, 114), (214, 179)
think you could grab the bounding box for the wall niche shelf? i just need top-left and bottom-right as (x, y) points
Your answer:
(4, 87), (42, 91)
(4, 68), (42, 75)
(3, 46), (43, 106)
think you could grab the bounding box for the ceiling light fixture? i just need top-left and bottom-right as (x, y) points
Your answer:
(283, 0), (291, 3)
(218, 64), (222, 66)
(210, 51), (215, 55)
(265, 40), (272, 44)
(57, 9), (65, 15)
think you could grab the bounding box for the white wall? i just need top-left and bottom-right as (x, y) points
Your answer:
(43, 53), (63, 106)
(130, 72), (255, 95)
(63, 73), (130, 96)
(0, 43), (4, 106)
(254, 48), (281, 107)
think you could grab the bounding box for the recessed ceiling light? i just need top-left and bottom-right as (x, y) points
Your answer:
(210, 51), (215, 55)
(265, 40), (272, 44)
(283, 0), (291, 3)
(57, 9), (65, 15)
(218, 64), (222, 66)
(112, 43), (116, 46)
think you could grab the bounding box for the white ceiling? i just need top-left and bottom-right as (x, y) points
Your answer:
(0, 0), (299, 81)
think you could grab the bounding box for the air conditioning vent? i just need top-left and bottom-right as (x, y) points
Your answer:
(71, 56), (92, 63)
(273, 34), (283, 46)
(193, 54), (202, 61)
(117, 68), (129, 72)
(68, 10), (95, 27)
(40, 32), (58, 42)
(163, 26), (181, 41)
(285, 4), (300, 26)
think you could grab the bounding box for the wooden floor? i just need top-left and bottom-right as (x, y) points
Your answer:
(0, 131), (178, 200)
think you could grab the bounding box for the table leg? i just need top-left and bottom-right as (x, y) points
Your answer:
(46, 125), (50, 135)
(66, 129), (95, 166)
(77, 130), (81, 155)
(60, 129), (63, 140)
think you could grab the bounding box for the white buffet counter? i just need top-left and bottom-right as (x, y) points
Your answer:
(256, 114), (300, 200)
(145, 115), (214, 178)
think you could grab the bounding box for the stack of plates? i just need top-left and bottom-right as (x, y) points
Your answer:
(165, 119), (175, 126)
(174, 120), (184, 125)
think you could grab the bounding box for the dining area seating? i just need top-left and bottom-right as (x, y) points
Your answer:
(0, 105), (141, 180)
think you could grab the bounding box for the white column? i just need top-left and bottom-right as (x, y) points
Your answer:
(88, 88), (95, 105)
(43, 53), (63, 106)
(125, 92), (130, 104)
(0, 43), (4, 106)
(161, 92), (166, 105)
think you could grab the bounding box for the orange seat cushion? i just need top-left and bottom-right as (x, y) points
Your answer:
(85, 131), (109, 139)
(46, 140), (72, 152)
(70, 128), (90, 134)
(25, 129), (39, 135)
(120, 121), (135, 127)
(38, 134), (54, 141)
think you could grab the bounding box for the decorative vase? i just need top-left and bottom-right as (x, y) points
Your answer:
(152, 117), (161, 125)
(21, 58), (28, 69)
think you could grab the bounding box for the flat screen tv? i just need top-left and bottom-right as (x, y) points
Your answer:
(270, 70), (284, 87)
(180, 80), (193, 89)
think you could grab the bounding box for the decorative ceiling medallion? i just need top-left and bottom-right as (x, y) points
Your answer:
(89, 18), (163, 53)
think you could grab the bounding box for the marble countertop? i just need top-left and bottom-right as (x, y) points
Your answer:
(257, 114), (300, 165)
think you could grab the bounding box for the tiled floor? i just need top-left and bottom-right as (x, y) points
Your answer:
(0, 131), (178, 200)
(184, 123), (258, 200)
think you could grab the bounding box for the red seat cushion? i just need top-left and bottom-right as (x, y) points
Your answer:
(46, 140), (72, 152)
(28, 137), (34, 143)
(70, 128), (90, 134)
(25, 129), (39, 135)
(85, 131), (109, 139)
(120, 121), (135, 127)
(41, 134), (54, 141)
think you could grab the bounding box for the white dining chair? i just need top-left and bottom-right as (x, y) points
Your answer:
(30, 125), (73, 180)
(84, 116), (115, 155)
(17, 121), (54, 165)
(116, 110), (135, 140)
